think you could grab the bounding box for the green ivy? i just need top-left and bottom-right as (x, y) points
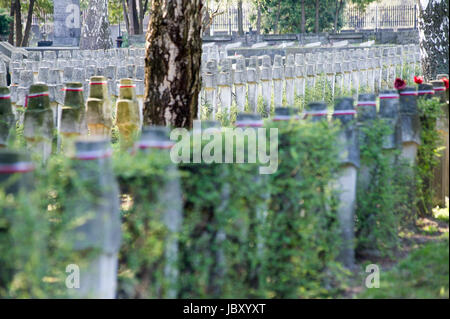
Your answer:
(416, 97), (445, 216)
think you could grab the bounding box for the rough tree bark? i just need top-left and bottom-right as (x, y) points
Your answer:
(274, 0), (282, 34)
(79, 0), (113, 50)
(8, 0), (15, 45)
(14, 0), (22, 47)
(256, 1), (261, 35)
(129, 0), (140, 35)
(418, 0), (449, 81)
(237, 0), (244, 36)
(333, 0), (344, 33)
(143, 0), (203, 129)
(121, 0), (131, 36)
(21, 0), (36, 47)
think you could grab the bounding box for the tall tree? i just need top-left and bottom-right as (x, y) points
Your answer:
(14, 0), (22, 46)
(121, 0), (131, 35)
(333, 0), (344, 33)
(21, 0), (36, 47)
(237, 0), (244, 36)
(143, 0), (203, 129)
(417, 0), (449, 80)
(301, 0), (305, 33)
(315, 0), (319, 33)
(79, 0), (113, 50)
(256, 0), (261, 34)
(7, 0), (14, 44)
(274, 0), (281, 34)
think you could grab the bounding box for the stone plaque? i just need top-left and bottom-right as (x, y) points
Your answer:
(53, 0), (81, 46)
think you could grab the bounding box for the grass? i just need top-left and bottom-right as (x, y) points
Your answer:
(358, 237), (449, 299)
(433, 198), (449, 223)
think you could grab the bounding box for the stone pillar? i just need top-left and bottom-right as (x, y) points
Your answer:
(16, 70), (34, 124)
(305, 64), (315, 95)
(374, 58), (382, 92)
(334, 62), (343, 97)
(136, 126), (182, 298)
(342, 61), (352, 94)
(351, 61), (359, 97)
(218, 58), (232, 119)
(67, 138), (121, 299)
(272, 55), (285, 108)
(204, 60), (218, 119)
(358, 59), (367, 90)
(332, 97), (359, 268)
(379, 90), (401, 165)
(115, 79), (140, 150)
(295, 54), (305, 97)
(430, 79), (449, 206)
(285, 55), (295, 106)
(382, 48), (390, 89)
(86, 76), (112, 137)
(134, 80), (145, 129)
(48, 69), (65, 132)
(247, 68), (259, 114)
(105, 65), (117, 103)
(0, 87), (14, 148)
(234, 57), (248, 113)
(23, 83), (54, 161)
(260, 56), (273, 117)
(60, 82), (87, 150)
(63, 66), (74, 83)
(388, 48), (396, 85)
(325, 62), (335, 99)
(356, 93), (377, 192)
(272, 106), (299, 122)
(0, 63), (7, 87)
(367, 59), (375, 93)
(304, 102), (328, 122)
(398, 87), (420, 166)
(235, 112), (266, 292)
(315, 62), (325, 100)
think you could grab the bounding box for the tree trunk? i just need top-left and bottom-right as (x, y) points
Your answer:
(144, 0), (203, 129)
(418, 0), (449, 81)
(301, 0), (305, 34)
(237, 0), (244, 36)
(129, 0), (140, 35)
(315, 0), (319, 34)
(79, 0), (113, 50)
(8, 0), (15, 45)
(21, 0), (36, 47)
(256, 1), (261, 35)
(274, 0), (282, 34)
(333, 0), (344, 33)
(14, 0), (22, 47)
(121, 0), (131, 36)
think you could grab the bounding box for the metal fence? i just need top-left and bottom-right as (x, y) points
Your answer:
(343, 4), (418, 31)
(209, 6), (254, 35)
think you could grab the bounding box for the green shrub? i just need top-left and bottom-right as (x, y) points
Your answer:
(416, 97), (445, 216)
(355, 119), (409, 257)
(263, 119), (343, 298)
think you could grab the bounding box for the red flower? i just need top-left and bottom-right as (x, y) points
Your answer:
(441, 77), (449, 90)
(394, 78), (407, 90)
(414, 76), (423, 84)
